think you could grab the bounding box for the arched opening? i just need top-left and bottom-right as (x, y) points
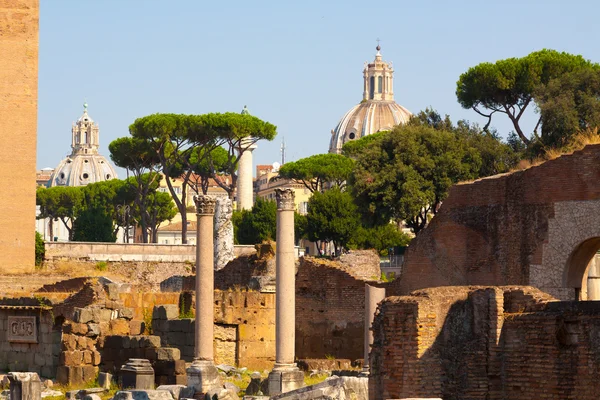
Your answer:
(564, 237), (600, 300)
(369, 76), (375, 99)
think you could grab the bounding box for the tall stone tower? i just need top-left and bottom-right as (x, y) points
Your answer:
(0, 0), (39, 272)
(236, 105), (257, 211)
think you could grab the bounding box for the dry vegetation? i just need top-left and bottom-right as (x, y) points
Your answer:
(512, 128), (600, 172)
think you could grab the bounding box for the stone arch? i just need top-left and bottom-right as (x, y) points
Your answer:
(530, 200), (600, 300)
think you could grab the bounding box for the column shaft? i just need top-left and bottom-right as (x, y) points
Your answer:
(195, 203), (215, 361)
(276, 206), (295, 365)
(363, 284), (386, 371)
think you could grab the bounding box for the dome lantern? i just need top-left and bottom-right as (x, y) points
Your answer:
(49, 103), (118, 187)
(329, 46), (412, 154)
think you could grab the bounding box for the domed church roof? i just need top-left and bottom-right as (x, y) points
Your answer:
(49, 103), (118, 187)
(329, 46), (412, 154)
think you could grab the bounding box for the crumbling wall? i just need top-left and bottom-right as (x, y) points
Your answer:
(0, 308), (59, 378)
(152, 290), (276, 370)
(369, 286), (600, 400)
(397, 144), (600, 300)
(296, 253), (383, 361)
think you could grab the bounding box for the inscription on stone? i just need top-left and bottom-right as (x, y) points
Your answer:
(7, 316), (37, 343)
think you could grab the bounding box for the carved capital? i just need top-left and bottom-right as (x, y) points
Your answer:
(193, 195), (217, 215)
(275, 188), (295, 211)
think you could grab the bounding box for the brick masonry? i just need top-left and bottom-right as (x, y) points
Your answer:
(369, 286), (600, 400)
(0, 0), (39, 272)
(296, 253), (384, 361)
(396, 145), (600, 300)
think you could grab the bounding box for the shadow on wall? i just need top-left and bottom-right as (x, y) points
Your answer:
(369, 286), (600, 400)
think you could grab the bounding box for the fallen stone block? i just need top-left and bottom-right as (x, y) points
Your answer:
(82, 394), (101, 400)
(114, 390), (174, 400)
(120, 359), (155, 390)
(41, 389), (63, 398)
(156, 385), (193, 400)
(98, 372), (112, 390)
(8, 372), (42, 400)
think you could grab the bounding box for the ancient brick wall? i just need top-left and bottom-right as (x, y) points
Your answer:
(0, 308), (59, 378)
(296, 255), (383, 360)
(0, 0), (39, 272)
(152, 290), (276, 370)
(369, 286), (600, 400)
(397, 145), (600, 300)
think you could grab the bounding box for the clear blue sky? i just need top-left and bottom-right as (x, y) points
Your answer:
(37, 0), (600, 175)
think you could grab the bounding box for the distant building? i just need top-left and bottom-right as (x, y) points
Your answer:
(329, 45), (412, 154)
(48, 102), (118, 187)
(37, 103), (119, 241)
(255, 164), (311, 215)
(146, 173), (231, 244)
(36, 168), (54, 187)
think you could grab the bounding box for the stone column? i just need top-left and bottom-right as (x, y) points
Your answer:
(268, 188), (304, 395)
(236, 139), (257, 211)
(362, 284), (386, 374)
(186, 195), (220, 394)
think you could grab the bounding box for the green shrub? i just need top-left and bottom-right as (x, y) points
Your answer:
(35, 232), (45, 266)
(95, 261), (107, 271)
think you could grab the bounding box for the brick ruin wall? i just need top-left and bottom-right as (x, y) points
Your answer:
(0, 0), (39, 272)
(396, 144), (600, 300)
(295, 254), (384, 361)
(370, 286), (600, 400)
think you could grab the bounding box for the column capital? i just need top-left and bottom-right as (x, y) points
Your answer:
(193, 195), (217, 215)
(275, 188), (295, 211)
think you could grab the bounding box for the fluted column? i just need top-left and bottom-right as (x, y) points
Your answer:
(268, 188), (304, 395)
(362, 284), (386, 374)
(186, 195), (220, 394)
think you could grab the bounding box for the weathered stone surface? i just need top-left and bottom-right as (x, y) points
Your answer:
(82, 394), (101, 400)
(98, 372), (112, 390)
(267, 368), (304, 397)
(152, 305), (178, 321)
(214, 197), (234, 271)
(120, 359), (155, 390)
(8, 372), (42, 400)
(155, 385), (193, 400)
(113, 390), (174, 400)
(86, 323), (100, 338)
(109, 319), (130, 335)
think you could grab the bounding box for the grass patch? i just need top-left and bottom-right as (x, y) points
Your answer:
(95, 261), (108, 272)
(304, 372), (329, 386)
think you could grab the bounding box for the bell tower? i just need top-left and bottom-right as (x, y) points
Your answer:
(362, 44), (395, 102)
(71, 102), (100, 155)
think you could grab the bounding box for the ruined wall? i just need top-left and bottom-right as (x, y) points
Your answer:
(0, 0), (39, 272)
(397, 145), (600, 300)
(45, 241), (256, 262)
(153, 290), (276, 370)
(0, 308), (59, 378)
(296, 254), (383, 360)
(369, 286), (600, 400)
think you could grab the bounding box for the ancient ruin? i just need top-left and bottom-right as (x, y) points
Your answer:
(397, 144), (600, 300)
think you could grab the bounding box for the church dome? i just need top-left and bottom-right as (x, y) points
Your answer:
(329, 46), (412, 154)
(49, 103), (118, 187)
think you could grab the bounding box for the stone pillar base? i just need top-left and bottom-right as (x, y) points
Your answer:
(267, 364), (304, 396)
(186, 359), (221, 396)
